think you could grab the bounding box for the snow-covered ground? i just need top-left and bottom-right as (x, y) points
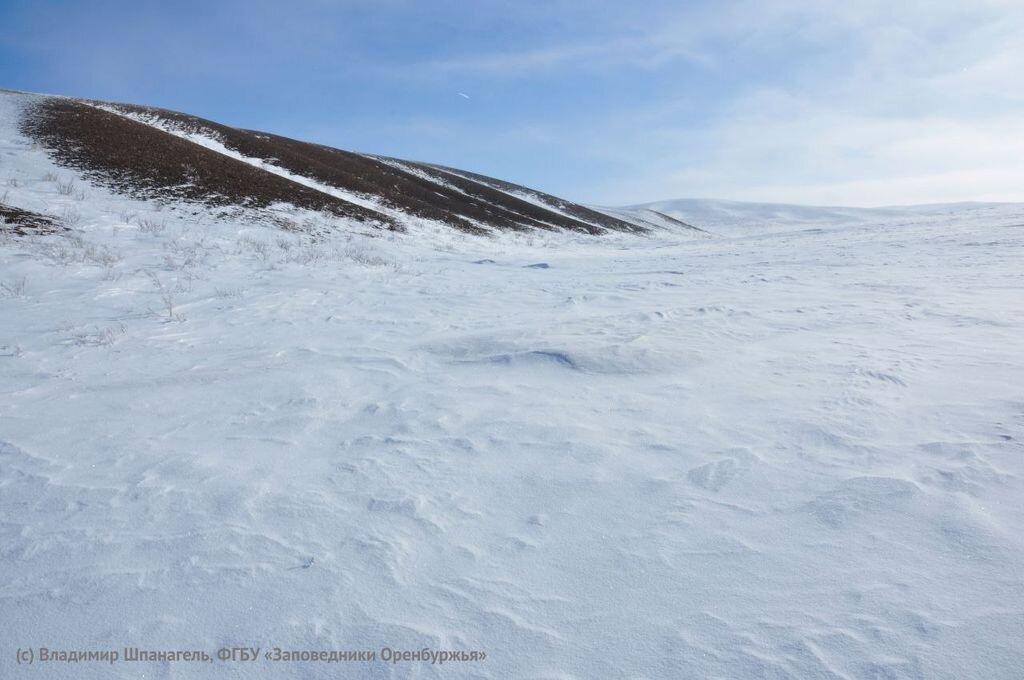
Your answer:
(3, 91), (1024, 678)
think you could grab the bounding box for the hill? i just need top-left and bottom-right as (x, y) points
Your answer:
(6, 88), (646, 236)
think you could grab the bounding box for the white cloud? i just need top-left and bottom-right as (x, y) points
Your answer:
(572, 0), (1024, 205)
(579, 98), (1024, 206)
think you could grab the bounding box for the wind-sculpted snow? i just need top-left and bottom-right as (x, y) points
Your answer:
(2, 88), (1024, 678)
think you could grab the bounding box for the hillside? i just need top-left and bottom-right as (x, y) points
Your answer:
(7, 88), (647, 236)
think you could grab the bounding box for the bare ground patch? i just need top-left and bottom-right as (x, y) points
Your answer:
(0, 203), (66, 236)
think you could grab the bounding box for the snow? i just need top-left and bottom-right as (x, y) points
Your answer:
(3, 89), (1024, 678)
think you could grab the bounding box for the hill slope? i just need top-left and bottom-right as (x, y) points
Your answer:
(8, 89), (647, 236)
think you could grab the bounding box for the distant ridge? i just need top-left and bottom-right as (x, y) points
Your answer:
(612, 197), (1024, 235)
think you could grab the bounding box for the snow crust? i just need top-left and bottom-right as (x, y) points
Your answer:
(3, 90), (1024, 679)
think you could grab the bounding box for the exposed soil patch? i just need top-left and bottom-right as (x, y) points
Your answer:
(0, 203), (66, 236)
(19, 99), (399, 231)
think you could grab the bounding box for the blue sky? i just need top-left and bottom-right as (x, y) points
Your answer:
(2, 0), (1022, 206)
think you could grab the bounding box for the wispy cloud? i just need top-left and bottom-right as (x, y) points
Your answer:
(400, 31), (712, 78)
(561, 0), (1024, 205)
